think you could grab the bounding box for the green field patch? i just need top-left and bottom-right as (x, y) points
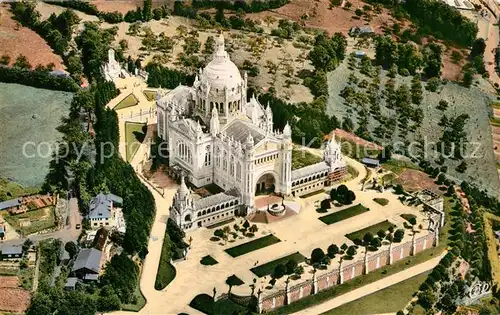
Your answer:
(189, 294), (247, 315)
(114, 93), (139, 110)
(400, 214), (416, 223)
(322, 271), (430, 314)
(143, 89), (157, 102)
(318, 204), (369, 225)
(154, 233), (176, 290)
(345, 220), (396, 241)
(251, 252), (306, 277)
(382, 159), (420, 175)
(200, 255), (218, 266)
(373, 198), (389, 206)
(225, 234), (281, 258)
(125, 122), (146, 162)
(4, 206), (56, 235)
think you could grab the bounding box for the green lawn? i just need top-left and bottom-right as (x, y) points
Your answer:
(251, 252), (306, 277)
(200, 255), (218, 266)
(400, 214), (417, 223)
(114, 93), (138, 110)
(345, 220), (396, 241)
(4, 206), (56, 236)
(0, 177), (39, 202)
(121, 274), (146, 312)
(189, 294), (248, 315)
(125, 122), (146, 162)
(382, 159), (420, 175)
(322, 271), (430, 314)
(154, 233), (176, 290)
(319, 204), (369, 225)
(225, 234), (281, 258)
(265, 197), (454, 315)
(143, 90), (157, 102)
(490, 116), (500, 127)
(373, 198), (389, 206)
(292, 149), (321, 170)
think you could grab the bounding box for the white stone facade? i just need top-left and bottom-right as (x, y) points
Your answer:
(102, 49), (130, 83)
(157, 35), (347, 231)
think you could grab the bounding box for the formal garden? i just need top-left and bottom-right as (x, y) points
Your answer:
(345, 220), (397, 242)
(318, 204), (369, 225)
(124, 122), (146, 162)
(250, 252), (306, 278)
(3, 206), (56, 236)
(225, 234), (281, 258)
(113, 93), (138, 110)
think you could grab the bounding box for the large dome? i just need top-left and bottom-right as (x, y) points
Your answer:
(200, 34), (242, 91)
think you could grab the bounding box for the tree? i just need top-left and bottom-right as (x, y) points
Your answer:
(311, 248), (326, 264)
(142, 0), (152, 21)
(243, 220), (250, 230)
(462, 71), (473, 87)
(370, 237), (381, 249)
(308, 32), (347, 72)
(320, 199), (331, 210)
(0, 54), (10, 65)
(13, 55), (31, 69)
(249, 224), (258, 233)
(456, 161), (467, 173)
(203, 36), (216, 55)
(64, 241), (77, 259)
(214, 229), (224, 238)
(327, 244), (339, 258)
(346, 245), (357, 257)
(285, 259), (297, 275)
(377, 229), (386, 239)
(470, 38), (486, 58)
(418, 289), (437, 310)
(426, 77), (440, 92)
(363, 232), (374, 245)
(273, 264), (286, 278)
(394, 229), (405, 242)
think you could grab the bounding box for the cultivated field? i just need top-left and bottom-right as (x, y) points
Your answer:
(0, 276), (31, 313)
(0, 4), (64, 70)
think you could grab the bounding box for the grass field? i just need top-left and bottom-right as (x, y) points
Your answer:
(345, 220), (396, 241)
(154, 233), (176, 290)
(400, 214), (417, 223)
(200, 255), (218, 266)
(143, 90), (157, 101)
(0, 178), (39, 202)
(319, 204), (369, 225)
(114, 93), (139, 110)
(251, 252), (306, 277)
(121, 275), (146, 312)
(225, 234), (281, 258)
(189, 294), (248, 315)
(292, 149), (321, 170)
(373, 198), (389, 206)
(322, 271), (430, 314)
(382, 159), (420, 175)
(125, 122), (146, 162)
(4, 206), (56, 235)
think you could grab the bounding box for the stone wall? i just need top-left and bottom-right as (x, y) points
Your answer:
(258, 231), (437, 313)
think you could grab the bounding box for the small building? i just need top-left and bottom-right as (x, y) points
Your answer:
(361, 157), (380, 168)
(72, 248), (103, 280)
(88, 193), (123, 230)
(0, 245), (23, 259)
(349, 26), (374, 37)
(65, 277), (78, 291)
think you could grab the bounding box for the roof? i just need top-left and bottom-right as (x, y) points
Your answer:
(83, 274), (99, 281)
(1, 245), (23, 255)
(65, 277), (78, 287)
(72, 248), (102, 274)
(291, 162), (329, 181)
(194, 191), (239, 210)
(0, 198), (21, 210)
(88, 193), (122, 219)
(361, 157), (380, 165)
(223, 119), (265, 144)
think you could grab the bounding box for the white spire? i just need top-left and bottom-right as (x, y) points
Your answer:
(283, 122), (291, 138)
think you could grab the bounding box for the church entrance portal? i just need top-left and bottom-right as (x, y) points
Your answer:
(255, 173), (275, 195)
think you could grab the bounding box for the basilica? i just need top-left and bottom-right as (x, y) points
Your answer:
(156, 34), (347, 231)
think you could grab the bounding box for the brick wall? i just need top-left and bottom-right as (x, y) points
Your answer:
(259, 233), (436, 313)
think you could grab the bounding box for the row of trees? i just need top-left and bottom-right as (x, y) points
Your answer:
(0, 64), (78, 92)
(191, 0), (289, 13)
(375, 36), (442, 78)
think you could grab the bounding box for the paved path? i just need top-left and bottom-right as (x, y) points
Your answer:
(295, 251), (446, 315)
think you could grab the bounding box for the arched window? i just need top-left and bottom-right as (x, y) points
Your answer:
(202, 210), (206, 215)
(204, 145), (211, 166)
(223, 151), (228, 171)
(216, 147), (221, 168)
(229, 156), (234, 176)
(177, 141), (192, 164)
